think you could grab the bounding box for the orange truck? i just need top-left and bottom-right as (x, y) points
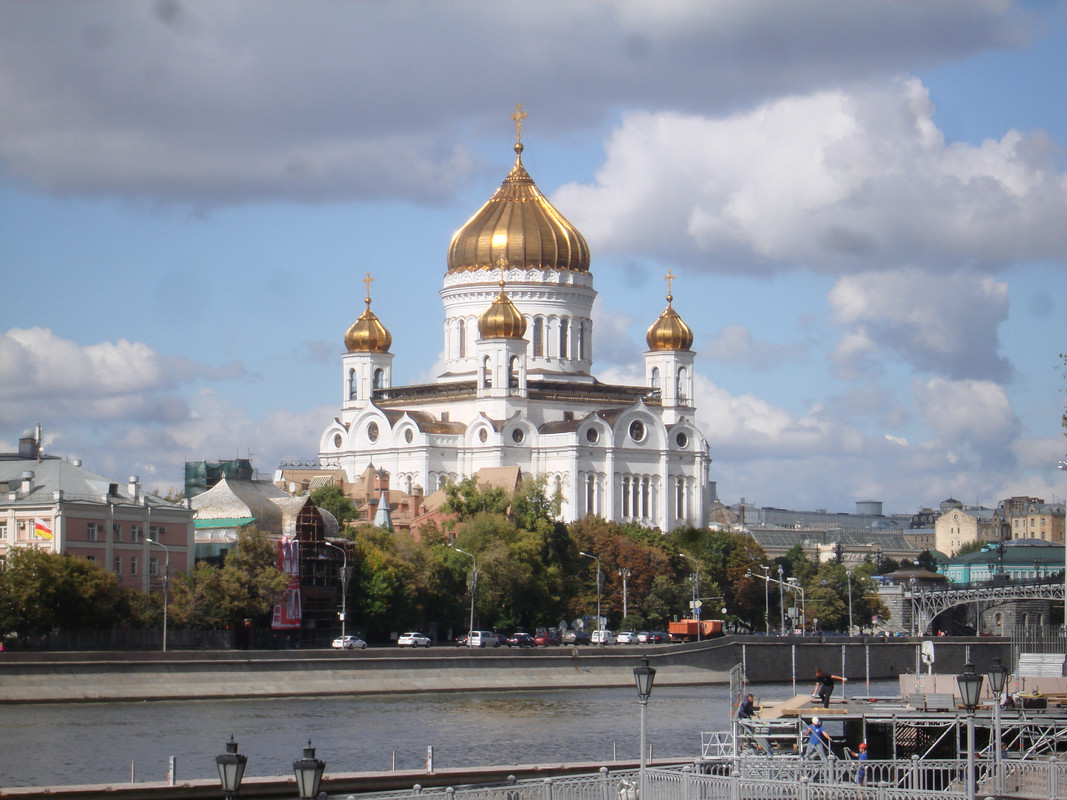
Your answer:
(668, 618), (724, 641)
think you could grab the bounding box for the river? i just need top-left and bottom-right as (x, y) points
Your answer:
(1, 680), (900, 789)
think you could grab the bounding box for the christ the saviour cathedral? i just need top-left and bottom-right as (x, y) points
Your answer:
(317, 112), (712, 530)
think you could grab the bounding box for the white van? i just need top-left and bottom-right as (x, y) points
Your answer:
(591, 629), (617, 645)
(468, 630), (500, 648)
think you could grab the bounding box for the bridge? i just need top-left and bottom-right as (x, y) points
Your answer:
(908, 577), (1065, 635)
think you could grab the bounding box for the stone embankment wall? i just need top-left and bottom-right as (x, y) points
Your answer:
(0, 636), (1009, 704)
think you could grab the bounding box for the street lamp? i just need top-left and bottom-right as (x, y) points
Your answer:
(323, 541), (348, 643)
(678, 553), (701, 641)
(580, 551), (602, 637)
(988, 655), (1009, 778)
(787, 577), (806, 636)
(146, 537), (170, 652)
(633, 658), (657, 800)
(215, 736), (247, 799)
(453, 547), (477, 635)
(762, 565), (770, 635)
(777, 564), (786, 634)
(956, 662), (985, 800)
(293, 740), (326, 800)
(619, 568), (632, 620)
(846, 570), (854, 636)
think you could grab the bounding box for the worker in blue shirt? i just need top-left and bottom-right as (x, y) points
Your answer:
(804, 716), (831, 760)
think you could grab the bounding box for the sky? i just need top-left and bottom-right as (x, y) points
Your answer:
(1, 0), (1065, 516)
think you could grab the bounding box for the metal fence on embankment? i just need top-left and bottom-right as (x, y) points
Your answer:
(323, 758), (1067, 800)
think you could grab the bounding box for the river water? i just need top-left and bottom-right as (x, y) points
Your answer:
(1, 680), (900, 789)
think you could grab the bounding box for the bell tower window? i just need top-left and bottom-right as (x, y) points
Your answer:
(533, 318), (544, 357)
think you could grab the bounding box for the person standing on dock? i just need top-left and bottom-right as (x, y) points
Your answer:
(812, 667), (846, 708)
(804, 716), (831, 760)
(846, 742), (868, 784)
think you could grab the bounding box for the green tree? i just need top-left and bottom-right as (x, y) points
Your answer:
(0, 548), (139, 639)
(310, 485), (357, 524)
(170, 527), (290, 629)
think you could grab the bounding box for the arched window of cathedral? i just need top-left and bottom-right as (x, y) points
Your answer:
(675, 478), (686, 520)
(678, 367), (688, 401)
(554, 475), (562, 506)
(577, 320), (585, 360)
(349, 368), (357, 399)
(650, 367), (660, 389)
(641, 478), (650, 519)
(458, 318), (466, 359)
(586, 474), (594, 516)
(373, 368), (384, 390)
(482, 356), (492, 388)
(559, 318), (569, 359)
(533, 318), (544, 357)
(509, 355), (520, 388)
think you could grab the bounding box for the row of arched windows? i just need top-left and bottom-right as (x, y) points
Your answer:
(447, 314), (590, 361)
(648, 366), (690, 401)
(347, 367), (387, 400)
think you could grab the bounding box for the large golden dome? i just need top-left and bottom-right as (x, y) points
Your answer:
(646, 275), (693, 352)
(478, 282), (527, 340)
(447, 141), (590, 274)
(345, 275), (392, 353)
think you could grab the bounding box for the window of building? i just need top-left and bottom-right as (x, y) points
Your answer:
(650, 367), (660, 389)
(349, 368), (357, 399)
(0, 522), (6, 540)
(373, 368), (384, 390)
(113, 556), (122, 575)
(85, 555), (97, 565)
(87, 523), (98, 542)
(482, 356), (492, 388)
(113, 523), (122, 542)
(130, 557), (138, 576)
(533, 318), (544, 357)
(559, 318), (569, 358)
(577, 321), (585, 360)
(130, 524), (142, 542)
(458, 318), (466, 358)
(509, 355), (520, 389)
(149, 558), (159, 577)
(150, 525), (165, 539)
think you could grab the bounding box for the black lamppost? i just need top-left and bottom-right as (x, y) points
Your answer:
(215, 736), (247, 800)
(146, 537), (170, 652)
(634, 658), (657, 800)
(956, 663), (985, 800)
(323, 541), (348, 643)
(293, 740), (326, 800)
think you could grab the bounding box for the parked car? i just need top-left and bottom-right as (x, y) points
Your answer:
(534, 631), (561, 647)
(467, 630), (500, 648)
(591, 629), (617, 645)
(495, 633), (508, 647)
(454, 633), (469, 647)
(616, 630), (638, 645)
(332, 635), (367, 650)
(561, 630), (591, 645)
(397, 632), (431, 648)
(506, 632), (535, 648)
(646, 631), (670, 644)
(637, 631), (652, 643)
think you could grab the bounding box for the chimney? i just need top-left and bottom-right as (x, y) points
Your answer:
(127, 476), (140, 502)
(18, 436), (39, 459)
(20, 471), (34, 496)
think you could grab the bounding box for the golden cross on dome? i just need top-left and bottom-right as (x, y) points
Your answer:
(664, 270), (675, 298)
(512, 104), (527, 143)
(363, 271), (373, 303)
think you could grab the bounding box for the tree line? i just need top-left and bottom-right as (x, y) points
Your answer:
(0, 476), (909, 646)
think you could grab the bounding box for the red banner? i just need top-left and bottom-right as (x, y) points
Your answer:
(271, 537), (302, 630)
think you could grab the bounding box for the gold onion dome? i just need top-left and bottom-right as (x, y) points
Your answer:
(345, 274), (392, 353)
(478, 282), (528, 340)
(447, 141), (590, 274)
(646, 276), (694, 351)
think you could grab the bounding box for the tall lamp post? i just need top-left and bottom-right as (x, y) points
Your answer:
(323, 541), (348, 642)
(634, 658), (657, 800)
(293, 740), (326, 800)
(215, 736), (247, 800)
(846, 570), (854, 635)
(146, 537), (170, 652)
(988, 655), (1008, 786)
(762, 565), (770, 635)
(787, 577), (806, 635)
(580, 551), (602, 637)
(777, 564), (786, 634)
(619, 568), (632, 620)
(453, 547), (477, 635)
(957, 662), (985, 800)
(678, 553), (702, 641)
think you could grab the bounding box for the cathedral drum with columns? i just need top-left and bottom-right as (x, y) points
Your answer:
(318, 110), (711, 530)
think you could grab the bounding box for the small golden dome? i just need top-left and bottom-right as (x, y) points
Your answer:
(646, 273), (694, 351)
(447, 128), (590, 274)
(478, 282), (527, 340)
(345, 273), (392, 353)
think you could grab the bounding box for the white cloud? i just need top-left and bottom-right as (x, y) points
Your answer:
(557, 79), (1067, 274)
(913, 376), (1020, 465)
(704, 324), (806, 370)
(828, 269), (1010, 380)
(0, 2), (1025, 205)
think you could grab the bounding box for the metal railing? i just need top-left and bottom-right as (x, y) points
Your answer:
(321, 757), (1067, 800)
